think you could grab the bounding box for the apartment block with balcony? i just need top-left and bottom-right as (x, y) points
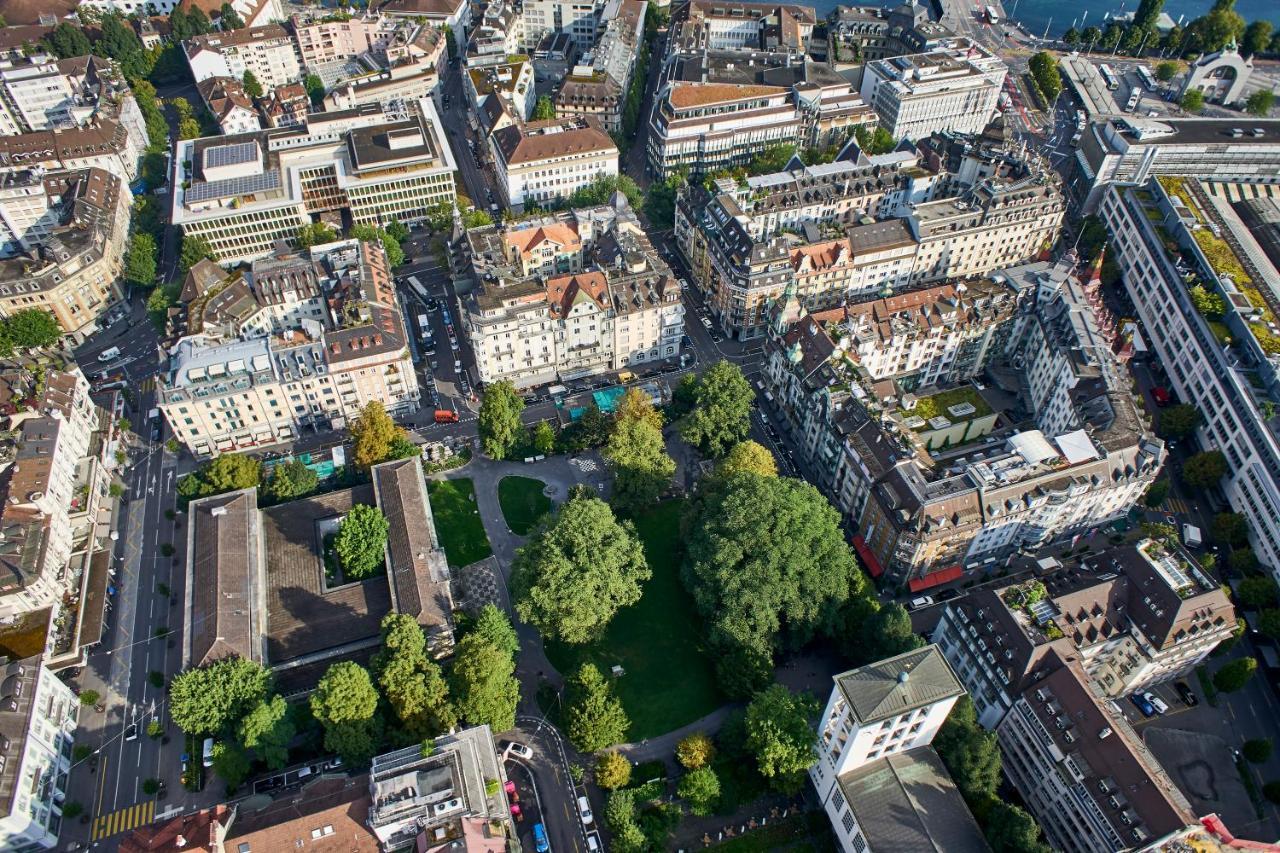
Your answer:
(462, 199), (683, 388)
(159, 240), (420, 458)
(809, 645), (986, 853)
(996, 648), (1196, 852)
(185, 25), (303, 91)
(933, 539), (1235, 729)
(171, 99), (456, 265)
(1100, 176), (1280, 573)
(859, 40), (1006, 141)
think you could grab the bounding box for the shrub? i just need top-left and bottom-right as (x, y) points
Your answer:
(79, 690), (100, 707)
(1244, 738), (1273, 764)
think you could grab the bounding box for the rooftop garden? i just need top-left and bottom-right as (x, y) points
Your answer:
(901, 386), (992, 427)
(1156, 176), (1204, 223)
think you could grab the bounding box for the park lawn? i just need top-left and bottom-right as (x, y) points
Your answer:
(498, 476), (552, 536)
(545, 499), (723, 739)
(426, 478), (493, 567)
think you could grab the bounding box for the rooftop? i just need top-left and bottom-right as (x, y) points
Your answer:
(186, 489), (264, 668)
(492, 117), (617, 165)
(834, 644), (964, 725)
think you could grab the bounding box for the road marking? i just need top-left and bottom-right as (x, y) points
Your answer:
(91, 799), (155, 841)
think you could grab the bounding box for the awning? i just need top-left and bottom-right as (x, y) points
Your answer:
(851, 536), (885, 579)
(908, 565), (963, 593)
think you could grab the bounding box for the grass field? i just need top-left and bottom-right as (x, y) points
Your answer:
(545, 500), (723, 739)
(426, 478), (493, 567)
(497, 476), (552, 536)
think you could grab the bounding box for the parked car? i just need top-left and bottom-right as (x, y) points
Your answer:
(1142, 692), (1169, 715)
(1130, 692), (1157, 717)
(507, 741), (533, 760)
(907, 596), (935, 611)
(578, 795), (594, 825)
(1175, 681), (1199, 706)
(98, 346), (121, 362)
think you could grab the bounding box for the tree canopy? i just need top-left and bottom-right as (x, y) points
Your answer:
(334, 505), (390, 579)
(0, 309), (63, 354)
(1246, 90), (1275, 117)
(450, 607), (520, 731)
(373, 613), (456, 739)
(743, 684), (818, 792)
(43, 23), (92, 58)
(1182, 450), (1228, 489)
(678, 766), (720, 815)
(296, 221), (337, 249)
(533, 95), (556, 119)
(179, 234), (215, 273)
(479, 381), (525, 459)
(676, 733), (715, 769)
(596, 751), (632, 789)
(265, 459), (318, 502)
(351, 401), (406, 469)
(220, 2), (246, 29)
(604, 391), (674, 513)
(124, 232), (158, 290)
(511, 493), (650, 644)
(310, 661), (381, 765)
(684, 473), (865, 695)
(177, 452), (262, 503)
(717, 441), (777, 478)
(933, 696), (1002, 803)
(565, 663), (631, 752)
(242, 70), (263, 98)
(237, 694), (295, 770)
(1214, 657), (1257, 692)
(169, 657), (271, 736)
(1181, 89), (1205, 113)
(679, 360), (754, 458)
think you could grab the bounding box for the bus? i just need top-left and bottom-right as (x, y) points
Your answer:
(985, 5), (1000, 25)
(1136, 65), (1157, 90)
(405, 275), (430, 302)
(532, 823), (550, 852)
(1098, 64), (1119, 91)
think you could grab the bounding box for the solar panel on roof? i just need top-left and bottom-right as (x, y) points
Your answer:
(186, 169), (282, 203)
(203, 141), (259, 169)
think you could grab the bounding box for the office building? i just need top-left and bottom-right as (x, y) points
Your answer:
(0, 168), (130, 340)
(934, 539), (1235, 729)
(466, 58), (536, 122)
(552, 0), (646, 133)
(491, 117), (619, 211)
(1100, 175), (1280, 571)
(809, 645), (987, 853)
(673, 0), (816, 54)
(462, 199), (683, 388)
(160, 240), (421, 457)
(859, 40), (1006, 141)
(521, 0), (610, 52)
(171, 99), (456, 265)
(826, 2), (954, 61)
(185, 25), (303, 91)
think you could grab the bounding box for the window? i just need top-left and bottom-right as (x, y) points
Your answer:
(852, 832), (867, 852)
(842, 811), (856, 834)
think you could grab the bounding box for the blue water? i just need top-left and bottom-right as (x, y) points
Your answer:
(813, 0), (1280, 38)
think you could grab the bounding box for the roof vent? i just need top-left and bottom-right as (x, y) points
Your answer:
(1099, 727), (1112, 740)
(897, 670), (909, 684)
(210, 506), (227, 517)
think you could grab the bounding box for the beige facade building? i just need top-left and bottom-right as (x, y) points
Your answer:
(184, 25), (303, 91)
(0, 168), (129, 341)
(859, 40), (1006, 141)
(463, 200), (684, 388)
(491, 116), (619, 211)
(159, 240), (421, 457)
(171, 99), (456, 265)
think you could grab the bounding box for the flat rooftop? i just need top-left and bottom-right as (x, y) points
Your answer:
(1107, 118), (1280, 147)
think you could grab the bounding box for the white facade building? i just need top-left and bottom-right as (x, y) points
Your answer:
(491, 116), (619, 211)
(522, 0), (609, 51)
(185, 25), (303, 91)
(860, 40), (1006, 141)
(647, 82), (802, 179)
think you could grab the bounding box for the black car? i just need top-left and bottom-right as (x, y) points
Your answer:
(1175, 681), (1199, 706)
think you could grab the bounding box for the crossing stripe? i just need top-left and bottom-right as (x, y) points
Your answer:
(90, 799), (155, 841)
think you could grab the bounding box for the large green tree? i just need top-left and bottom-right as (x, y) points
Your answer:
(743, 684), (818, 792)
(844, 602), (924, 664)
(679, 360), (754, 458)
(678, 766), (720, 815)
(373, 614), (456, 740)
(237, 694), (295, 770)
(334, 505), (390, 579)
(604, 392), (674, 513)
(479, 381), (525, 458)
(310, 662), (381, 765)
(124, 232), (158, 289)
(351, 400), (405, 469)
(717, 440), (777, 478)
(565, 663), (631, 752)
(177, 453), (262, 502)
(511, 494), (650, 644)
(684, 473), (864, 695)
(169, 657), (272, 736)
(220, 1), (246, 29)
(242, 70), (263, 99)
(1158, 403), (1202, 439)
(532, 95), (556, 119)
(450, 631), (519, 732)
(296, 221), (337, 249)
(1246, 90), (1275, 117)
(43, 23), (92, 58)
(1182, 450), (1228, 489)
(985, 801), (1051, 853)
(266, 459), (318, 502)
(934, 697), (1002, 803)
(179, 233), (215, 274)
(471, 603), (520, 657)
(1214, 657), (1257, 692)
(0, 309), (62, 352)
(1242, 20), (1273, 57)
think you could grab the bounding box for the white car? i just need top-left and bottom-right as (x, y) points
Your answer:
(577, 795), (594, 825)
(1142, 692), (1169, 715)
(506, 741), (533, 760)
(907, 596), (935, 611)
(97, 346), (121, 362)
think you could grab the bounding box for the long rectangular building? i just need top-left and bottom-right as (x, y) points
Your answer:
(171, 99), (456, 265)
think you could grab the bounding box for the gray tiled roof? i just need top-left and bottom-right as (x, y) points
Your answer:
(834, 644), (963, 725)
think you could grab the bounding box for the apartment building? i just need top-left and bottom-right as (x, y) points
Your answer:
(935, 540), (1234, 729)
(860, 40), (1006, 141)
(0, 60), (148, 184)
(466, 59), (536, 122)
(196, 76), (261, 135)
(491, 117), (619, 211)
(996, 649), (1196, 852)
(553, 0), (646, 133)
(522, 0), (609, 52)
(378, 0), (472, 55)
(462, 200), (683, 387)
(809, 645), (987, 853)
(827, 2), (954, 61)
(260, 83), (311, 128)
(0, 635), (79, 853)
(1100, 176), (1280, 571)
(0, 168), (129, 340)
(674, 134), (1061, 339)
(80, 0), (282, 25)
(1074, 117), (1280, 213)
(159, 240), (421, 457)
(171, 99), (456, 265)
(0, 59), (77, 135)
(647, 82), (802, 178)
(185, 25), (303, 91)
(467, 0), (526, 62)
(674, 0), (816, 54)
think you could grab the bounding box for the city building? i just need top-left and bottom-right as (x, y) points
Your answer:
(462, 199), (683, 387)
(1100, 175), (1280, 572)
(1073, 117), (1280, 213)
(859, 40), (1006, 141)
(550, 0), (645, 133)
(673, 0), (816, 54)
(521, 0), (610, 52)
(996, 648), (1196, 852)
(160, 240), (421, 456)
(934, 539), (1235, 729)
(377, 0), (472, 55)
(367, 727), (513, 850)
(259, 83), (310, 128)
(465, 58), (536, 122)
(80, 0), (282, 25)
(826, 2), (954, 62)
(0, 168), (130, 340)
(809, 645), (987, 853)
(171, 99), (456, 265)
(196, 76), (261, 135)
(467, 0), (525, 61)
(647, 82), (802, 178)
(184, 25), (304, 91)
(0, 57), (82, 135)
(0, 618), (79, 853)
(184, 457), (453, 687)
(1178, 42), (1254, 107)
(491, 116), (619, 211)
(675, 134), (1062, 339)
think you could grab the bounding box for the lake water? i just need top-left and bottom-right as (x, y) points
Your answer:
(812, 0), (1280, 38)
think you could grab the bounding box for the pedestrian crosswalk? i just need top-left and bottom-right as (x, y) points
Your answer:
(1163, 497), (1193, 515)
(91, 800), (156, 841)
(138, 376), (157, 393)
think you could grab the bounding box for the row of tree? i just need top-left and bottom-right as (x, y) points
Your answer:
(1061, 0), (1278, 60)
(169, 606), (521, 777)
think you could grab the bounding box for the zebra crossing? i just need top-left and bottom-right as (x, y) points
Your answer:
(90, 799), (156, 841)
